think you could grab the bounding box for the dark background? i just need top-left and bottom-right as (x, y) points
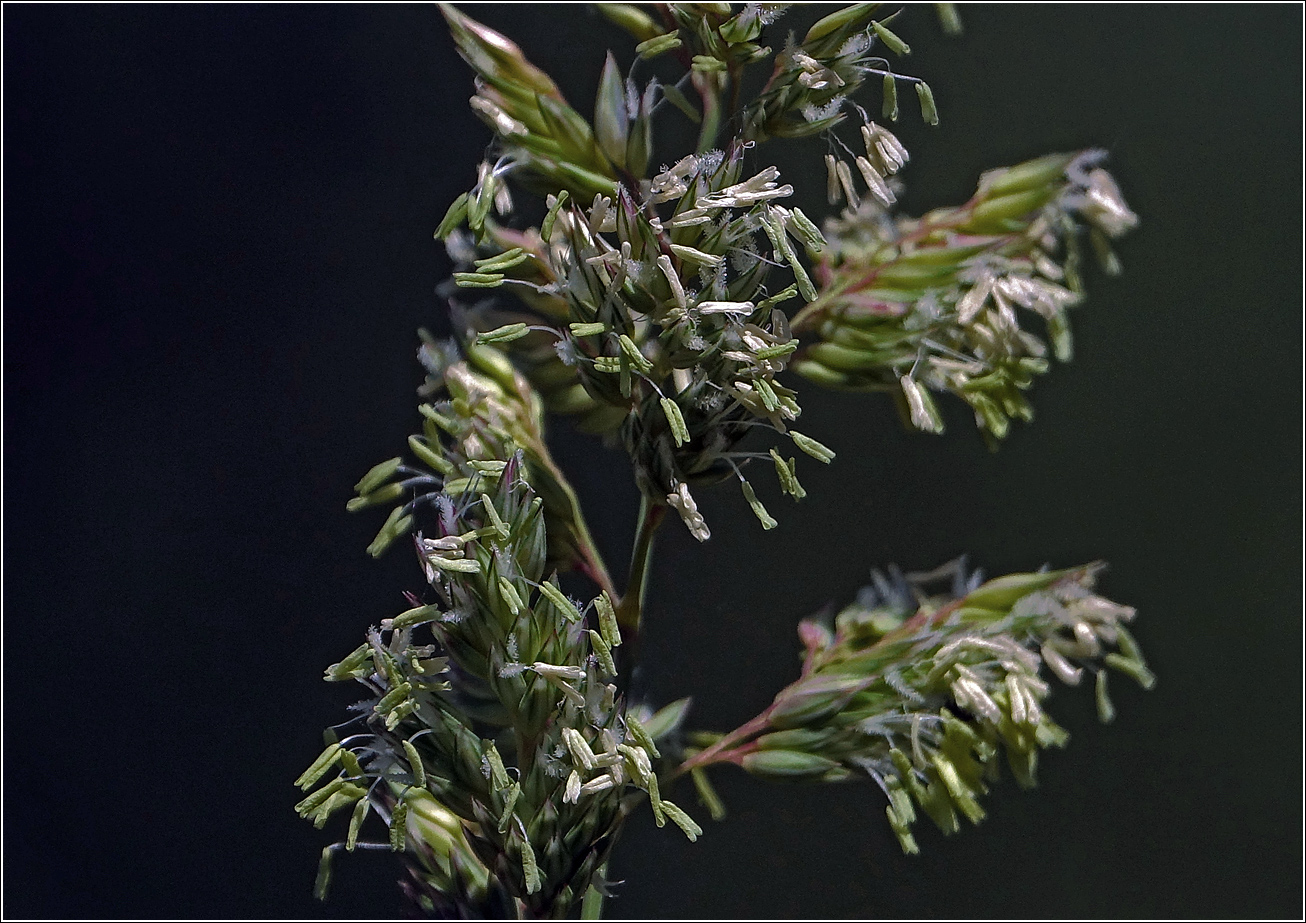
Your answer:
(4, 4), (1301, 919)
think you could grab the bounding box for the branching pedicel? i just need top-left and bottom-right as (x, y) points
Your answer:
(296, 4), (1148, 917)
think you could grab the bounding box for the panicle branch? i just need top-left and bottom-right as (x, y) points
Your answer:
(679, 558), (1152, 855)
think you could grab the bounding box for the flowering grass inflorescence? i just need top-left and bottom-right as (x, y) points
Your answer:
(677, 558), (1154, 854)
(302, 349), (701, 916)
(299, 4), (1146, 917)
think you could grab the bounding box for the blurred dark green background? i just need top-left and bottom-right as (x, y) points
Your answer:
(5, 4), (1301, 919)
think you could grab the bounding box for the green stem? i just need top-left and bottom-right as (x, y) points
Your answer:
(615, 494), (665, 639)
(693, 71), (722, 154)
(727, 61), (742, 131)
(580, 863), (608, 920)
(558, 476), (617, 599)
(528, 442), (618, 601)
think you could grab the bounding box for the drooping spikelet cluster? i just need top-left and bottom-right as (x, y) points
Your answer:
(792, 150), (1139, 443)
(680, 560), (1153, 854)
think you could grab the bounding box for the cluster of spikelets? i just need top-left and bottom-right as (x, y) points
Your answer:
(298, 350), (703, 915)
(432, 2), (962, 543)
(299, 4), (1149, 916)
(433, 1), (1138, 541)
(443, 3), (943, 198)
(452, 148), (842, 543)
(679, 559), (1155, 854)
(790, 149), (1140, 444)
